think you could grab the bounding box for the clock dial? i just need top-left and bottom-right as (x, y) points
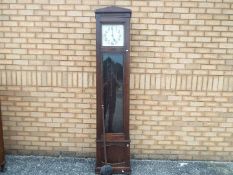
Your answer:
(102, 24), (124, 46)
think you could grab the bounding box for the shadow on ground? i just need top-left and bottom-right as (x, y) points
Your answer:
(1, 155), (233, 175)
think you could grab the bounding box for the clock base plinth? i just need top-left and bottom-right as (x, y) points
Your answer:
(96, 138), (131, 175)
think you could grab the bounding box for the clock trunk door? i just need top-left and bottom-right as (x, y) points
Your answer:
(102, 53), (124, 133)
(98, 52), (130, 167)
(95, 7), (131, 174)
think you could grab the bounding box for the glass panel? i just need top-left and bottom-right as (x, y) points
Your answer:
(102, 53), (124, 133)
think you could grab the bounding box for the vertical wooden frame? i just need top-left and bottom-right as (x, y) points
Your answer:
(0, 104), (5, 172)
(95, 6), (131, 174)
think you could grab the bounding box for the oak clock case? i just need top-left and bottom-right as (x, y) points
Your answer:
(95, 6), (131, 174)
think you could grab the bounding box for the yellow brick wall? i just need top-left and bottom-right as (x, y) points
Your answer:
(1, 0), (233, 160)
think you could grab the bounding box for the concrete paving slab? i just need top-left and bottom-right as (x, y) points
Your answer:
(1, 155), (233, 175)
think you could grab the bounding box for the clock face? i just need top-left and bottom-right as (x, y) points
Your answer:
(102, 24), (124, 46)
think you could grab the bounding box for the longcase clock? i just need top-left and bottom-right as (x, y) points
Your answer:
(95, 6), (131, 174)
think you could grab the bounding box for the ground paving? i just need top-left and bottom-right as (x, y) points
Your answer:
(1, 155), (233, 175)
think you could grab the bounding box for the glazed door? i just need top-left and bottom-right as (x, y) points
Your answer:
(102, 53), (124, 134)
(98, 52), (130, 170)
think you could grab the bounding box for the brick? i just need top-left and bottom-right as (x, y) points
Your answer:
(173, 8), (189, 13)
(67, 11), (82, 16)
(132, 1), (148, 6)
